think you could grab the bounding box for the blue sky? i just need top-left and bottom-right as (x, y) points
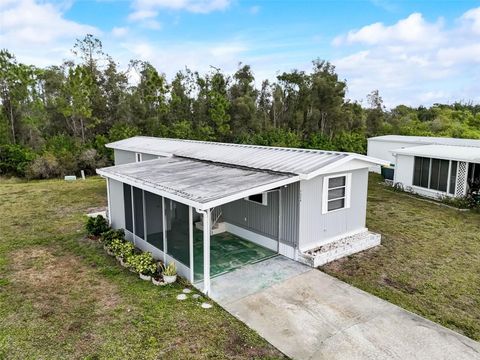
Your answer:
(1, 0), (480, 107)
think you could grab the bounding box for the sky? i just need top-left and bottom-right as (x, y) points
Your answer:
(1, 0), (480, 108)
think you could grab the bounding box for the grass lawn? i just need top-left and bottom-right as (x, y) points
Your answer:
(322, 174), (480, 341)
(0, 177), (285, 359)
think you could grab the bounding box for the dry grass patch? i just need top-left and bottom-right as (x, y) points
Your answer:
(3, 245), (130, 359)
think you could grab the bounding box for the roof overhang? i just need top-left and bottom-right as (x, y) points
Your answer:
(97, 157), (299, 210)
(391, 145), (480, 163)
(301, 154), (389, 179)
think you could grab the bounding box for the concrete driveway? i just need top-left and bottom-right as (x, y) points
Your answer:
(210, 256), (480, 360)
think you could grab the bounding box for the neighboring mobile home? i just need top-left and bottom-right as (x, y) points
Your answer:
(97, 137), (387, 294)
(367, 135), (480, 199)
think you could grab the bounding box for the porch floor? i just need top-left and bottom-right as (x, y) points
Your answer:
(193, 230), (276, 282)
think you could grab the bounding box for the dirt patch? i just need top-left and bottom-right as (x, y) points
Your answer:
(379, 274), (418, 294)
(7, 246), (124, 355)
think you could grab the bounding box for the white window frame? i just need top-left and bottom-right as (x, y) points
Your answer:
(322, 173), (352, 214)
(135, 153), (142, 163)
(244, 192), (268, 206)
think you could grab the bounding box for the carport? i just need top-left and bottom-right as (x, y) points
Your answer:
(97, 156), (298, 295)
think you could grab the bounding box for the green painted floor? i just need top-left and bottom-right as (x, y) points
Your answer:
(193, 230), (277, 282)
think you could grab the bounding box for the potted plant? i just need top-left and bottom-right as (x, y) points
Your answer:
(151, 261), (164, 285)
(161, 262), (177, 284)
(118, 242), (135, 267)
(101, 229), (124, 255)
(133, 252), (157, 281)
(109, 239), (125, 262)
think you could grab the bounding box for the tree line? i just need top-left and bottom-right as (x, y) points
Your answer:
(1, 35), (479, 179)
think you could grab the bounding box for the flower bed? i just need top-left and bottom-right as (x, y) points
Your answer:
(86, 216), (177, 286)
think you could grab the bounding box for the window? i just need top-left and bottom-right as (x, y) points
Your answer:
(413, 157), (457, 193)
(245, 193), (268, 206)
(323, 174), (351, 214)
(135, 153), (142, 162)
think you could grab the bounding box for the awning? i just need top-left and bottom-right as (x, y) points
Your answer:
(97, 157), (299, 210)
(391, 145), (480, 163)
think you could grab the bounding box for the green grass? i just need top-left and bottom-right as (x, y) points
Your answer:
(0, 177), (285, 359)
(322, 173), (480, 341)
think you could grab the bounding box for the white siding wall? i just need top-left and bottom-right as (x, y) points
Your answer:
(367, 139), (422, 164)
(108, 179), (125, 229)
(393, 154), (414, 187)
(367, 139), (422, 173)
(114, 149), (159, 165)
(114, 149), (136, 165)
(298, 168), (368, 251)
(394, 154), (460, 199)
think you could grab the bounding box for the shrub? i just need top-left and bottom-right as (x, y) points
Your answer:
(109, 238), (125, 257)
(129, 252), (157, 276)
(440, 194), (480, 210)
(118, 241), (135, 261)
(0, 144), (35, 177)
(100, 229), (124, 246)
(85, 215), (109, 236)
(26, 152), (61, 179)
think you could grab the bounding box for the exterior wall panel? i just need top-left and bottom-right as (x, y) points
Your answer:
(108, 179), (125, 229)
(114, 149), (159, 165)
(279, 182), (299, 247)
(221, 182), (300, 247)
(298, 168), (368, 251)
(114, 149), (136, 165)
(394, 154), (414, 187)
(222, 191), (279, 239)
(142, 153), (158, 161)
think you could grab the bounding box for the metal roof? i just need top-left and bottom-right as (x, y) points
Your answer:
(106, 136), (387, 178)
(368, 135), (480, 148)
(391, 144), (480, 163)
(97, 156), (298, 210)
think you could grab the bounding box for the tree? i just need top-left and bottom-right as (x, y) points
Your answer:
(229, 64), (259, 137)
(0, 51), (37, 145)
(366, 89), (385, 136)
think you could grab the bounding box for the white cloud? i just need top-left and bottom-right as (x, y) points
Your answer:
(0, 0), (100, 67)
(333, 8), (480, 107)
(128, 9), (158, 21)
(333, 13), (443, 47)
(122, 39), (248, 77)
(111, 27), (129, 37)
(461, 7), (480, 34)
(132, 0), (231, 14)
(0, 0), (98, 45)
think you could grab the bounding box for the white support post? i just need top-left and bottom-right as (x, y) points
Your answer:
(131, 186), (135, 246)
(143, 190), (147, 242)
(105, 178), (111, 226)
(203, 208), (211, 295)
(162, 197), (167, 264)
(189, 206), (194, 282)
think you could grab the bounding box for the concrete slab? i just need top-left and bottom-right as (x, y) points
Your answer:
(198, 256), (310, 304)
(222, 269), (480, 360)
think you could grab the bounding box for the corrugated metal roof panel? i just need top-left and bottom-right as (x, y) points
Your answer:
(369, 135), (480, 148)
(97, 157), (298, 208)
(391, 144), (480, 163)
(106, 136), (384, 176)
